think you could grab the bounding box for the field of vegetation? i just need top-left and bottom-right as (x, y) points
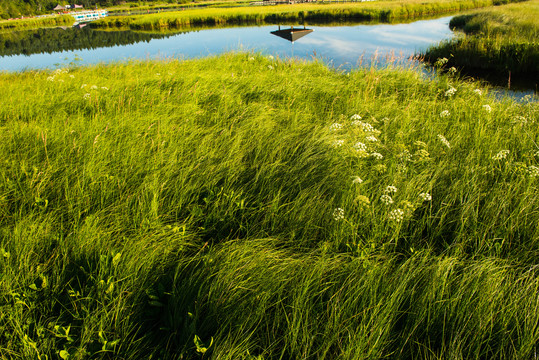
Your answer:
(1, 52), (538, 359)
(93, 0), (507, 30)
(423, 0), (539, 84)
(0, 14), (73, 31)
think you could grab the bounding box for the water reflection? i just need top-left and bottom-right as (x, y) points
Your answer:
(271, 25), (314, 43)
(0, 17), (455, 72)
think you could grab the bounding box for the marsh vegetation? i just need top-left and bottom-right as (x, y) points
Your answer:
(1, 52), (538, 359)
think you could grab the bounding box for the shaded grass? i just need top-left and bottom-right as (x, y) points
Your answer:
(0, 53), (538, 358)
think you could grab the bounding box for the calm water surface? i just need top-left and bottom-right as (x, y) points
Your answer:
(0, 17), (454, 71)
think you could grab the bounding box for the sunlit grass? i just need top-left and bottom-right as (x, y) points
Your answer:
(94, 0), (500, 30)
(1, 53), (538, 358)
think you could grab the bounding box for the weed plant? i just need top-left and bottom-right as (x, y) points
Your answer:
(0, 53), (538, 358)
(423, 0), (539, 78)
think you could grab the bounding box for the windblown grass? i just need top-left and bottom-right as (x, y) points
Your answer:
(1, 53), (538, 358)
(93, 0), (502, 30)
(423, 0), (539, 79)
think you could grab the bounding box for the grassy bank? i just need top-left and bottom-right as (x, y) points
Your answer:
(93, 0), (503, 30)
(1, 53), (538, 358)
(423, 0), (539, 82)
(0, 15), (73, 31)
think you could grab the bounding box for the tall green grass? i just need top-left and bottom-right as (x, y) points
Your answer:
(423, 0), (539, 78)
(93, 0), (502, 30)
(0, 15), (73, 31)
(1, 53), (538, 358)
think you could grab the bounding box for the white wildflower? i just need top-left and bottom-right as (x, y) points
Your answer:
(352, 121), (375, 132)
(155, 73), (161, 76)
(512, 116), (527, 125)
(248, 57), (255, 61)
(333, 208), (345, 221)
(268, 55), (274, 60)
(492, 150), (509, 160)
(69, 75), (75, 79)
(332, 140), (344, 147)
(444, 87), (456, 97)
(440, 110), (450, 118)
(380, 194), (394, 205)
(81, 84), (87, 88)
(399, 150), (412, 162)
(352, 176), (363, 184)
(353, 142), (367, 152)
(528, 166), (539, 177)
(419, 192), (432, 201)
(385, 185), (397, 193)
(370, 152), (384, 160)
(47, 76), (54, 82)
(101, 87), (109, 90)
(329, 123), (343, 131)
(448, 67), (457, 74)
(83, 93), (91, 99)
(388, 208), (404, 222)
(268, 65), (274, 70)
(437, 134), (451, 149)
(365, 136), (378, 142)
(350, 114), (362, 121)
(473, 88), (482, 96)
(482, 104), (492, 113)
(90, 85), (98, 90)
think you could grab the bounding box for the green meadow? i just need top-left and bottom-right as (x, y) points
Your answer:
(423, 0), (539, 81)
(1, 52), (538, 359)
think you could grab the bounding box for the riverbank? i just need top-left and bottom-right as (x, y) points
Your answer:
(1, 52), (538, 359)
(422, 0), (538, 88)
(93, 0), (511, 30)
(0, 14), (73, 30)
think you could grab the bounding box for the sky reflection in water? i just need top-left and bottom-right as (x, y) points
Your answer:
(0, 16), (454, 72)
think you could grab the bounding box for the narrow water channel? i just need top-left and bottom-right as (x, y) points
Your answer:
(0, 16), (454, 71)
(0, 16), (536, 98)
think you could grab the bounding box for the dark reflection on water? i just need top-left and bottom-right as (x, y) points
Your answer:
(0, 27), (175, 57)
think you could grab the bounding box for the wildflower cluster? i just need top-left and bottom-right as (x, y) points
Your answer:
(352, 176), (363, 184)
(388, 209), (404, 222)
(437, 134), (451, 149)
(445, 87), (457, 97)
(440, 110), (450, 118)
(419, 192), (432, 201)
(492, 150), (509, 160)
(528, 166), (539, 177)
(380, 194), (394, 205)
(330, 123), (343, 131)
(474, 88), (482, 96)
(333, 208), (345, 221)
(353, 142), (367, 152)
(482, 104), (492, 113)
